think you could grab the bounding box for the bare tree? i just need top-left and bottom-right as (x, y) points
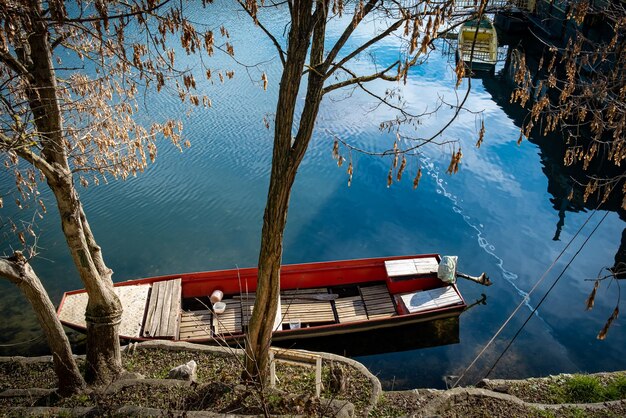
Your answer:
(0, 0), (218, 385)
(237, 0), (479, 384)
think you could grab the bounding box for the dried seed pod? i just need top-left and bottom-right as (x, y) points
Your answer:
(332, 140), (339, 160)
(347, 161), (353, 187)
(446, 148), (463, 175)
(597, 306), (619, 340)
(476, 120), (485, 149)
(585, 280), (599, 311)
(413, 168), (422, 189)
(397, 156), (406, 181)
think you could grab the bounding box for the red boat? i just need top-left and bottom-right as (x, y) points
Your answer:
(57, 254), (473, 346)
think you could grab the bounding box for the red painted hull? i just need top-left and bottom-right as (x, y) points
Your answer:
(57, 254), (466, 345)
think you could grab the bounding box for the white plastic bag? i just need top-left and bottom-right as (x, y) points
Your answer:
(437, 255), (458, 283)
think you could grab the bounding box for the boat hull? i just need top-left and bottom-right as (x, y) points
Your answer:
(58, 254), (467, 351)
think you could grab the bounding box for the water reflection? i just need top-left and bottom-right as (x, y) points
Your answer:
(481, 44), (626, 272)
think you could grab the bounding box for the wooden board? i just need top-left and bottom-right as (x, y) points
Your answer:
(282, 288), (329, 299)
(384, 257), (439, 277)
(59, 284), (150, 338)
(142, 279), (182, 338)
(397, 286), (462, 314)
(281, 299), (335, 324)
(179, 310), (212, 339)
(212, 299), (242, 336)
(360, 284), (396, 319)
(335, 296), (368, 323)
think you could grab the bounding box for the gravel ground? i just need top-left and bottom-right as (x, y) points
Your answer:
(0, 347), (372, 416)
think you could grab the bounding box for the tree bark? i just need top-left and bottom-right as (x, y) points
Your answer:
(244, 0), (329, 385)
(21, 0), (123, 385)
(0, 253), (86, 396)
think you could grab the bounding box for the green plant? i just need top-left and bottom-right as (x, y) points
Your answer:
(604, 374), (626, 401)
(563, 375), (604, 403)
(531, 408), (556, 418)
(564, 407), (587, 418)
(368, 395), (404, 418)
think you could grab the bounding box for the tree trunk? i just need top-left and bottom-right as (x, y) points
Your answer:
(244, 0), (328, 385)
(46, 172), (123, 385)
(22, 0), (123, 385)
(244, 161), (298, 383)
(0, 253), (86, 395)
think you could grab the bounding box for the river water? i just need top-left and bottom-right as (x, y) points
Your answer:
(1, 1), (624, 389)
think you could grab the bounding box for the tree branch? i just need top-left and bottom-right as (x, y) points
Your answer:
(325, 17), (405, 78)
(322, 60), (399, 95)
(0, 51), (31, 77)
(0, 131), (57, 178)
(322, 0), (380, 71)
(50, 32), (73, 50)
(44, 0), (174, 23)
(235, 0), (287, 67)
(0, 256), (22, 284)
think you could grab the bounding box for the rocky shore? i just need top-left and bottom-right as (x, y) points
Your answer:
(1, 341), (624, 417)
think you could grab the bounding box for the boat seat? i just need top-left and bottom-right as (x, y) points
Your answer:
(360, 284), (397, 319)
(396, 286), (463, 314)
(142, 278), (182, 338)
(335, 296), (368, 323)
(212, 299), (242, 336)
(179, 309), (212, 340)
(384, 257), (439, 277)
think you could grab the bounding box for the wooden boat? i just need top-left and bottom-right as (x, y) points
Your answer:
(57, 254), (469, 346)
(457, 17), (498, 71)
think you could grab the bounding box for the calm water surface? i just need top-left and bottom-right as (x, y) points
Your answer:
(1, 1), (624, 389)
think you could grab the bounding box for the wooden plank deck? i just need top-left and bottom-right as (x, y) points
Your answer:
(335, 296), (368, 323)
(59, 284), (150, 338)
(142, 279), (182, 338)
(280, 288), (334, 325)
(360, 284), (396, 319)
(281, 299), (335, 324)
(179, 309), (212, 339)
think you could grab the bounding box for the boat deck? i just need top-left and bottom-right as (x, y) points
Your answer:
(178, 282), (399, 340)
(178, 281), (462, 341)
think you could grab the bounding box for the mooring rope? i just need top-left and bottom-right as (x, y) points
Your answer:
(484, 211), (609, 378)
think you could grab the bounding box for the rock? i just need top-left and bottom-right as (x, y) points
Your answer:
(119, 371), (145, 380)
(476, 379), (490, 388)
(321, 398), (355, 418)
(168, 360), (197, 382)
(492, 385), (510, 394)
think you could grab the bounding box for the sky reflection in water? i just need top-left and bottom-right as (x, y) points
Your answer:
(0, 1), (624, 389)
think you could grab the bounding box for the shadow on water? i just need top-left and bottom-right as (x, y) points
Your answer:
(274, 317), (461, 358)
